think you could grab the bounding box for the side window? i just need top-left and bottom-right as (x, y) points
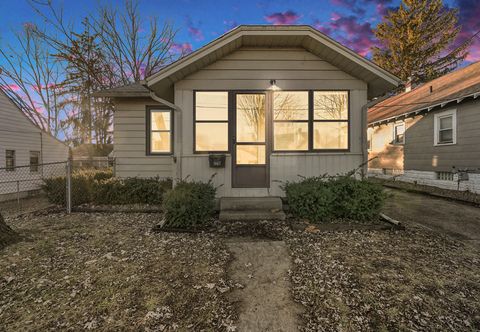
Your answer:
(434, 109), (456, 145)
(148, 109), (173, 154)
(6, 150), (15, 171)
(30, 151), (40, 172)
(194, 92), (229, 152)
(393, 122), (405, 144)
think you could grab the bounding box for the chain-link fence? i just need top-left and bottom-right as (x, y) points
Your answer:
(0, 161), (68, 212)
(0, 159), (115, 214)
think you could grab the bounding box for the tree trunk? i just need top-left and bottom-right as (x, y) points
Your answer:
(0, 212), (20, 249)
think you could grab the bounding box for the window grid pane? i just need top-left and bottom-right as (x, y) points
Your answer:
(195, 91), (229, 152)
(274, 122), (309, 151)
(6, 150), (15, 171)
(149, 110), (172, 154)
(313, 121), (348, 150)
(273, 91), (309, 120)
(314, 91), (348, 120)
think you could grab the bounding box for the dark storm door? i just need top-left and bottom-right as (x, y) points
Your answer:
(232, 92), (269, 188)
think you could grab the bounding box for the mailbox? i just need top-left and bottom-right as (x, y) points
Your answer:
(209, 154), (226, 168)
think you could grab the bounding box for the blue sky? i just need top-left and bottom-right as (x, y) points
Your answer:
(0, 0), (479, 60)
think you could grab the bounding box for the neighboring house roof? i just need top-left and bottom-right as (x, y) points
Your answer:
(368, 61), (480, 125)
(93, 83), (150, 98)
(96, 25), (401, 100)
(0, 89), (68, 147)
(71, 144), (114, 158)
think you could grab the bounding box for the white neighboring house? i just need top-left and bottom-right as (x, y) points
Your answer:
(0, 90), (69, 201)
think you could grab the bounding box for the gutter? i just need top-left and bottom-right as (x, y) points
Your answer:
(142, 82), (184, 182)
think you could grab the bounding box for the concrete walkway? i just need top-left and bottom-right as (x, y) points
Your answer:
(383, 188), (480, 247)
(227, 239), (302, 332)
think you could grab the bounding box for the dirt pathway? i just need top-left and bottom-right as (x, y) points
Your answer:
(227, 239), (302, 332)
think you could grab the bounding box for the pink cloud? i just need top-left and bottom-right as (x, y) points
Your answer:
(1, 84), (21, 92)
(188, 26), (204, 41)
(171, 42), (193, 54)
(264, 10), (300, 25)
(314, 14), (377, 57)
(454, 0), (480, 62)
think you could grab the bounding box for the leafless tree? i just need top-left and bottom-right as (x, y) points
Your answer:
(0, 24), (65, 136)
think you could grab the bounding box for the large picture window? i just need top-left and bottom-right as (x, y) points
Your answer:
(195, 91), (229, 152)
(148, 109), (172, 154)
(313, 91), (349, 150)
(273, 91), (309, 151)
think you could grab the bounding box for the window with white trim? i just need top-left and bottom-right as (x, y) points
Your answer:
(393, 122), (405, 144)
(434, 109), (456, 145)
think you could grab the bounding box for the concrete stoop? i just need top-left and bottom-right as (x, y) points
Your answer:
(219, 197), (286, 221)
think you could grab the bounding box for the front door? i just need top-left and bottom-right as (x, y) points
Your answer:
(232, 93), (269, 188)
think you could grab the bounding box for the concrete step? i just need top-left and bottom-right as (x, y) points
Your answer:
(220, 197), (283, 211)
(219, 209), (286, 221)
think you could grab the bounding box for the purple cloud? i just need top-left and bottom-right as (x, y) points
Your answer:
(185, 16), (204, 41)
(455, 0), (480, 62)
(314, 13), (377, 57)
(264, 10), (300, 25)
(171, 42), (193, 54)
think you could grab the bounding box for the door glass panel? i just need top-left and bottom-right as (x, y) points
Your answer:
(236, 94), (265, 142)
(236, 145), (266, 165)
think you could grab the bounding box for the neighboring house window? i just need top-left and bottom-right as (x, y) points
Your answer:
(195, 91), (229, 152)
(148, 109), (173, 154)
(30, 151), (40, 172)
(367, 128), (373, 151)
(273, 91), (309, 151)
(437, 171), (454, 181)
(434, 109), (456, 145)
(5, 150), (15, 171)
(313, 91), (349, 150)
(393, 122), (405, 144)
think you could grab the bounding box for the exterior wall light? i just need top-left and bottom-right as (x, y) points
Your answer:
(268, 79), (281, 91)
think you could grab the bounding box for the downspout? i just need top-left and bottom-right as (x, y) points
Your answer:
(144, 85), (184, 182)
(361, 103), (368, 179)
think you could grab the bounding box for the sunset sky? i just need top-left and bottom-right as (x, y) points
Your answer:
(0, 0), (479, 62)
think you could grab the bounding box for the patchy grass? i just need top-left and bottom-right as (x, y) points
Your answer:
(0, 212), (236, 331)
(287, 226), (480, 331)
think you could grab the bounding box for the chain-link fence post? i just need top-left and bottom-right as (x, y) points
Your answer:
(66, 159), (72, 214)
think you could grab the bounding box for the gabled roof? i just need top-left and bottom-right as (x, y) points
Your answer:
(146, 25), (400, 99)
(368, 61), (480, 125)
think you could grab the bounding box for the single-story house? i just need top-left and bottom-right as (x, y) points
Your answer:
(368, 61), (480, 193)
(0, 90), (69, 201)
(96, 25), (400, 197)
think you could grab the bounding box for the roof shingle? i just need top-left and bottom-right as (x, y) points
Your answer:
(368, 61), (480, 124)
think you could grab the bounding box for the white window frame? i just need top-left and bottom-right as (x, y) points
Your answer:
(392, 121), (405, 145)
(434, 109), (456, 146)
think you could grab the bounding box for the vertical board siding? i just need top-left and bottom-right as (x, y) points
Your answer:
(114, 98), (174, 179)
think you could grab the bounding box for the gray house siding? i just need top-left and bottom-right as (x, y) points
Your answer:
(405, 99), (480, 172)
